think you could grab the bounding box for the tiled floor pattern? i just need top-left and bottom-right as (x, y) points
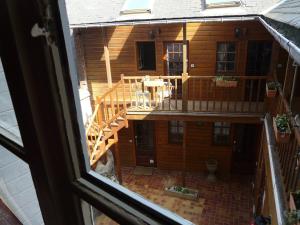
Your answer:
(97, 167), (253, 225)
(0, 199), (22, 225)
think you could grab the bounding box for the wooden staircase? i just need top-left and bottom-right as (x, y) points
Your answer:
(85, 81), (128, 167)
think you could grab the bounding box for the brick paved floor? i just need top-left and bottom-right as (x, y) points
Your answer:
(0, 199), (22, 225)
(97, 167), (254, 225)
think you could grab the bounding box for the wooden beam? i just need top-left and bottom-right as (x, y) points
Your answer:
(182, 23), (188, 74)
(114, 133), (122, 184)
(102, 27), (113, 88)
(182, 23), (188, 112)
(182, 121), (187, 187)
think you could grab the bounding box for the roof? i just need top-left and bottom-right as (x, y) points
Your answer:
(264, 0), (300, 29)
(65, 0), (279, 27)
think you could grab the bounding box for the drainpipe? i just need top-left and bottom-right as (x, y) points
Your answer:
(290, 63), (299, 108)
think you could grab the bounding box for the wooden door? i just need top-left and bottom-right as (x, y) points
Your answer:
(232, 124), (261, 174)
(134, 121), (156, 167)
(245, 41), (272, 101)
(164, 42), (184, 97)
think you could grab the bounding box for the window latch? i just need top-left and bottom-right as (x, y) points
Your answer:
(30, 5), (56, 46)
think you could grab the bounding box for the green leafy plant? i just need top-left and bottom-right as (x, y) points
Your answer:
(267, 81), (280, 90)
(285, 210), (300, 225)
(275, 114), (290, 133)
(215, 75), (238, 82)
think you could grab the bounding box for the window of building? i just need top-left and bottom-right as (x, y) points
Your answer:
(213, 122), (231, 145)
(121, 0), (153, 14)
(137, 42), (156, 71)
(168, 121), (183, 144)
(206, 0), (240, 8)
(216, 42), (236, 73)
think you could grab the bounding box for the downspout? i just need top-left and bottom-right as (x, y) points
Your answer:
(290, 63), (299, 107)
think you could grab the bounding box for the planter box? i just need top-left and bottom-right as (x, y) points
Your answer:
(266, 84), (277, 97)
(289, 193), (300, 225)
(165, 186), (199, 201)
(273, 117), (291, 144)
(216, 80), (238, 88)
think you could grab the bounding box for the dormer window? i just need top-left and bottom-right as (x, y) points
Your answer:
(206, 0), (240, 8)
(120, 0), (154, 15)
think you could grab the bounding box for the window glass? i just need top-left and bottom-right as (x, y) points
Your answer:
(137, 42), (156, 70)
(216, 42), (236, 73)
(213, 122), (231, 145)
(168, 121), (183, 144)
(0, 58), (23, 146)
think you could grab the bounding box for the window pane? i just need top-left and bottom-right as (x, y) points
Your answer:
(227, 43), (236, 52)
(0, 58), (23, 146)
(217, 62), (225, 72)
(217, 43), (226, 52)
(217, 53), (226, 61)
(226, 62), (235, 71)
(227, 53), (235, 61)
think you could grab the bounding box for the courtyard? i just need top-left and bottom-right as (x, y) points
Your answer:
(97, 167), (253, 225)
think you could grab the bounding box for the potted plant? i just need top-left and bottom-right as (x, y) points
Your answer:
(273, 114), (291, 143)
(215, 75), (238, 87)
(266, 81), (279, 97)
(164, 185), (199, 200)
(285, 210), (300, 225)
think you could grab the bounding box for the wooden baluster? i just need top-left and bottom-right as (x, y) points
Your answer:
(175, 78), (178, 110)
(168, 78), (171, 111)
(256, 79), (262, 113)
(206, 80), (209, 111)
(200, 79), (203, 112)
(249, 79), (254, 112)
(287, 140), (298, 191)
(135, 79), (138, 108)
(192, 78), (195, 111)
(129, 79), (133, 107)
(161, 80), (164, 111)
(110, 93), (115, 119)
(212, 79), (216, 112)
(104, 96), (108, 122)
(116, 87), (120, 113)
(121, 78), (127, 113)
(241, 80), (245, 113)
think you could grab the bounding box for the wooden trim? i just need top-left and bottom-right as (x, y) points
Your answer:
(182, 121), (187, 186)
(102, 27), (113, 88)
(134, 40), (157, 73)
(183, 23), (187, 74)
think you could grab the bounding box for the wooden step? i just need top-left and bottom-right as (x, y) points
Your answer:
(116, 116), (125, 121)
(110, 121), (119, 127)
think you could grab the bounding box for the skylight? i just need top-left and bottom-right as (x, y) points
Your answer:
(206, 0), (241, 8)
(120, 0), (154, 15)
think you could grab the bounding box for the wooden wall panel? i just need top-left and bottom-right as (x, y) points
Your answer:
(118, 120), (233, 174)
(118, 121), (136, 167)
(77, 21), (274, 101)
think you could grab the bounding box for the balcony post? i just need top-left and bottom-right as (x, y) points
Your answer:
(102, 27), (113, 88)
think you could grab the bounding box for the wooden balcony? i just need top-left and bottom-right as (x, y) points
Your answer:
(121, 74), (267, 116)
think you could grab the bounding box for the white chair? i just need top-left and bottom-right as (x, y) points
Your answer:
(135, 90), (150, 108)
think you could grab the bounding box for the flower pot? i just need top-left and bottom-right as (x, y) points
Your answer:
(206, 159), (218, 182)
(266, 84), (277, 97)
(164, 186), (199, 201)
(273, 117), (291, 144)
(216, 80), (238, 88)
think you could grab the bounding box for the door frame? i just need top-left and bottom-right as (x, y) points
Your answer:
(133, 120), (157, 167)
(163, 41), (189, 75)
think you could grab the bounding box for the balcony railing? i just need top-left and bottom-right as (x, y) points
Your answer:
(271, 86), (300, 196)
(121, 74), (267, 114)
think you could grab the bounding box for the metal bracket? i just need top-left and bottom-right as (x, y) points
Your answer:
(30, 5), (56, 46)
